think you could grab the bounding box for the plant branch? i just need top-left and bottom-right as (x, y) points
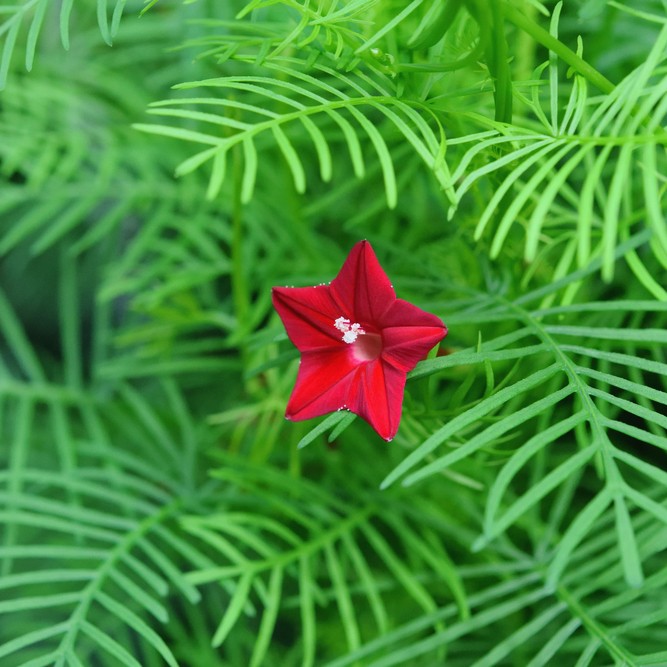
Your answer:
(502, 2), (615, 95)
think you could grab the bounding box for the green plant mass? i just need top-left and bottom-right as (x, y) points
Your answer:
(2, 0), (667, 664)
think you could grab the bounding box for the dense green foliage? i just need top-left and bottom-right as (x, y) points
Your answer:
(1, 0), (666, 665)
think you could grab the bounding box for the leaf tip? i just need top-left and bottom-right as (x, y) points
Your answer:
(471, 536), (487, 552)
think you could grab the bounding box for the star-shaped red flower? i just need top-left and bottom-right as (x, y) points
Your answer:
(272, 241), (447, 441)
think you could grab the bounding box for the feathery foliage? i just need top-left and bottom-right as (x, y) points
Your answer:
(1, 0), (666, 665)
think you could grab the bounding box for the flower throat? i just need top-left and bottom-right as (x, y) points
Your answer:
(334, 317), (382, 361)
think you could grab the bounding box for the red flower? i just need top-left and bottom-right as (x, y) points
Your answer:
(272, 241), (447, 441)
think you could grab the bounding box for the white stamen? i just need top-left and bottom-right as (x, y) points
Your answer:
(335, 317), (350, 332)
(342, 330), (359, 344)
(334, 316), (365, 343)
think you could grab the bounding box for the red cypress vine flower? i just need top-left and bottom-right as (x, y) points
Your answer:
(272, 241), (447, 441)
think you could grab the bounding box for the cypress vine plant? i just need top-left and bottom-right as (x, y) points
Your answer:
(1, 0), (666, 665)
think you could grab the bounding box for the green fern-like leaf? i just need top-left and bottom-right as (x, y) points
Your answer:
(135, 54), (452, 208)
(0, 284), (213, 667)
(448, 17), (667, 287)
(179, 454), (469, 666)
(0, 0), (138, 88)
(325, 498), (667, 666)
(381, 232), (667, 590)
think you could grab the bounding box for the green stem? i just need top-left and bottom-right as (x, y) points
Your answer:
(556, 583), (635, 664)
(503, 2), (615, 95)
(231, 144), (250, 329)
(490, 0), (512, 122)
(512, 0), (537, 81)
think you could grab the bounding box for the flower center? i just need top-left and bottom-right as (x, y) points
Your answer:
(334, 317), (365, 343)
(352, 332), (382, 361)
(334, 317), (382, 361)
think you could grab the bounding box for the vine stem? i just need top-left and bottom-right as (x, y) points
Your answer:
(502, 2), (615, 95)
(231, 143), (250, 328)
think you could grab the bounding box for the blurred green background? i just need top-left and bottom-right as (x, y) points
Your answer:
(1, 1), (667, 665)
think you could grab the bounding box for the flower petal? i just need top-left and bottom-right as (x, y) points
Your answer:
(286, 350), (405, 440)
(329, 241), (396, 326)
(380, 298), (448, 372)
(347, 360), (406, 441)
(285, 348), (359, 420)
(272, 285), (342, 351)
